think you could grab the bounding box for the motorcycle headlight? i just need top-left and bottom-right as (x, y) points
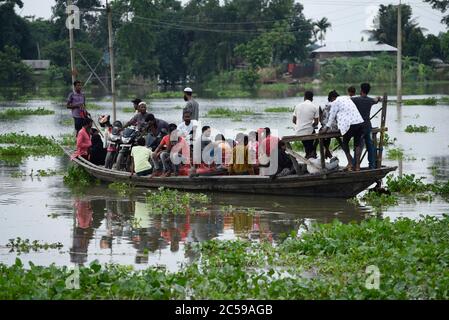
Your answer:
(122, 137), (131, 144)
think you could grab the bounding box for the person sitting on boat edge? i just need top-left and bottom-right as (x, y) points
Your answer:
(228, 133), (255, 176)
(124, 101), (149, 131)
(144, 113), (169, 150)
(131, 98), (142, 114)
(275, 140), (295, 177)
(292, 90), (319, 159)
(151, 123), (178, 177)
(90, 128), (107, 166)
(130, 137), (153, 177)
(71, 118), (92, 161)
(320, 90), (365, 171)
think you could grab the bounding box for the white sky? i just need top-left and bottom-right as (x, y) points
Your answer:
(18, 0), (447, 42)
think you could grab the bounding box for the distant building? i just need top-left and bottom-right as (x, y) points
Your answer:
(311, 41), (398, 74)
(22, 60), (51, 71)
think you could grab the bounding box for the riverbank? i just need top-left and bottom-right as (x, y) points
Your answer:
(1, 216), (448, 300)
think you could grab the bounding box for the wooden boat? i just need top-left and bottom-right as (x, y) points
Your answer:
(64, 94), (396, 198)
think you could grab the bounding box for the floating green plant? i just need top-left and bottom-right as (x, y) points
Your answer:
(108, 182), (135, 196)
(146, 187), (210, 215)
(405, 125), (434, 133)
(0, 107), (54, 119)
(264, 107), (293, 113)
(6, 237), (63, 254)
(206, 107), (256, 118)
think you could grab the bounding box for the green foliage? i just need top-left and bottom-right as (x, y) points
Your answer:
(237, 69), (261, 91)
(122, 107), (135, 113)
(6, 237), (63, 254)
(147, 91), (182, 99)
(264, 107), (293, 113)
(0, 133), (63, 163)
(403, 97), (438, 105)
(108, 182), (135, 196)
(386, 148), (404, 160)
(59, 133), (76, 147)
(0, 107), (54, 119)
(2, 216), (449, 299)
(404, 125), (434, 133)
(0, 46), (34, 88)
(361, 192), (398, 211)
(146, 187), (210, 215)
(206, 107), (255, 118)
(63, 164), (95, 190)
(320, 55), (435, 83)
(386, 174), (431, 193)
(383, 133), (396, 146)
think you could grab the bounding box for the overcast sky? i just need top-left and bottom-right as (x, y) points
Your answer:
(18, 0), (447, 42)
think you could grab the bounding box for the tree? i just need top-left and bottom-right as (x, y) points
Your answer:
(0, 0), (34, 58)
(365, 4), (426, 57)
(0, 46), (34, 88)
(424, 0), (449, 27)
(314, 17), (331, 46)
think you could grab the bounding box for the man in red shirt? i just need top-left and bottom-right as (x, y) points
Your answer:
(151, 124), (189, 177)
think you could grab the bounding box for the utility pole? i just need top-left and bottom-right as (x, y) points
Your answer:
(107, 0), (117, 122)
(397, 0), (402, 107)
(68, 0), (76, 85)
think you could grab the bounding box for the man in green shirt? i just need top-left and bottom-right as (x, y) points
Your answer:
(130, 137), (153, 176)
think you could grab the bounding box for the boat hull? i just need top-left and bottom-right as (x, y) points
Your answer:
(66, 149), (396, 198)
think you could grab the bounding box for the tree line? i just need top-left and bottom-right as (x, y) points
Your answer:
(0, 0), (449, 90)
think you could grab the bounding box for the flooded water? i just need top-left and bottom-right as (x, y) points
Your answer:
(1, 91), (449, 271)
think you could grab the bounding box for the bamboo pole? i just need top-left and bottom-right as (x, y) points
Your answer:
(107, 0), (117, 122)
(377, 93), (388, 168)
(397, 0), (402, 107)
(68, 0), (76, 84)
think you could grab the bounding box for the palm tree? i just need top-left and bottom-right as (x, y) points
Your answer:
(314, 17), (332, 46)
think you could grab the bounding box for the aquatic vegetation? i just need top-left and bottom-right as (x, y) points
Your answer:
(6, 237), (63, 254)
(216, 89), (251, 98)
(86, 103), (102, 110)
(146, 187), (210, 215)
(415, 193), (433, 202)
(403, 97), (438, 106)
(404, 125), (434, 133)
(386, 174), (431, 194)
(206, 107), (256, 118)
(386, 148), (404, 160)
(148, 91), (182, 99)
(361, 191), (398, 211)
(108, 182), (135, 196)
(58, 133), (76, 147)
(10, 169), (61, 178)
(122, 107), (135, 113)
(59, 118), (73, 127)
(63, 164), (96, 190)
(0, 107), (54, 119)
(2, 216), (449, 299)
(264, 107), (293, 113)
(383, 133), (396, 146)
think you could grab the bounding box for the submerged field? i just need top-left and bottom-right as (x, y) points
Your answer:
(1, 91), (449, 299)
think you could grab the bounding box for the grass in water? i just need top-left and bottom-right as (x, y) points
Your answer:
(63, 164), (97, 192)
(404, 125), (434, 133)
(206, 107), (256, 118)
(0, 107), (54, 119)
(386, 148), (404, 160)
(2, 216), (449, 299)
(108, 182), (135, 196)
(402, 97), (438, 106)
(148, 91), (182, 99)
(361, 191), (398, 211)
(122, 107), (135, 113)
(6, 237), (63, 254)
(264, 107), (293, 113)
(146, 187), (210, 215)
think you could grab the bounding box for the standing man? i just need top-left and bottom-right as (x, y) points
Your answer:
(321, 90), (365, 171)
(182, 87), (199, 121)
(351, 83), (382, 169)
(292, 91), (319, 158)
(67, 80), (87, 135)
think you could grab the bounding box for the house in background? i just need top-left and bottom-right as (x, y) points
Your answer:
(311, 41), (397, 75)
(22, 60), (50, 73)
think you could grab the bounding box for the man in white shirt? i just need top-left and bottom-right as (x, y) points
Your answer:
(292, 91), (319, 158)
(177, 112), (199, 146)
(320, 90), (365, 171)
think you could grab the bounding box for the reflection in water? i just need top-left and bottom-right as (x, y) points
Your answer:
(66, 195), (366, 267)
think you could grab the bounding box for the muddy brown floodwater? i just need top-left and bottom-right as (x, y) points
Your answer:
(1, 93), (449, 271)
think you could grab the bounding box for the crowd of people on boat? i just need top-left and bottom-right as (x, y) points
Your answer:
(67, 80), (381, 177)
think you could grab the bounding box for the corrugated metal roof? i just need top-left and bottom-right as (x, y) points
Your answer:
(312, 41), (397, 53)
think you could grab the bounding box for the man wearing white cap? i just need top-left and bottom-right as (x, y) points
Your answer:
(182, 87), (199, 121)
(124, 101), (149, 131)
